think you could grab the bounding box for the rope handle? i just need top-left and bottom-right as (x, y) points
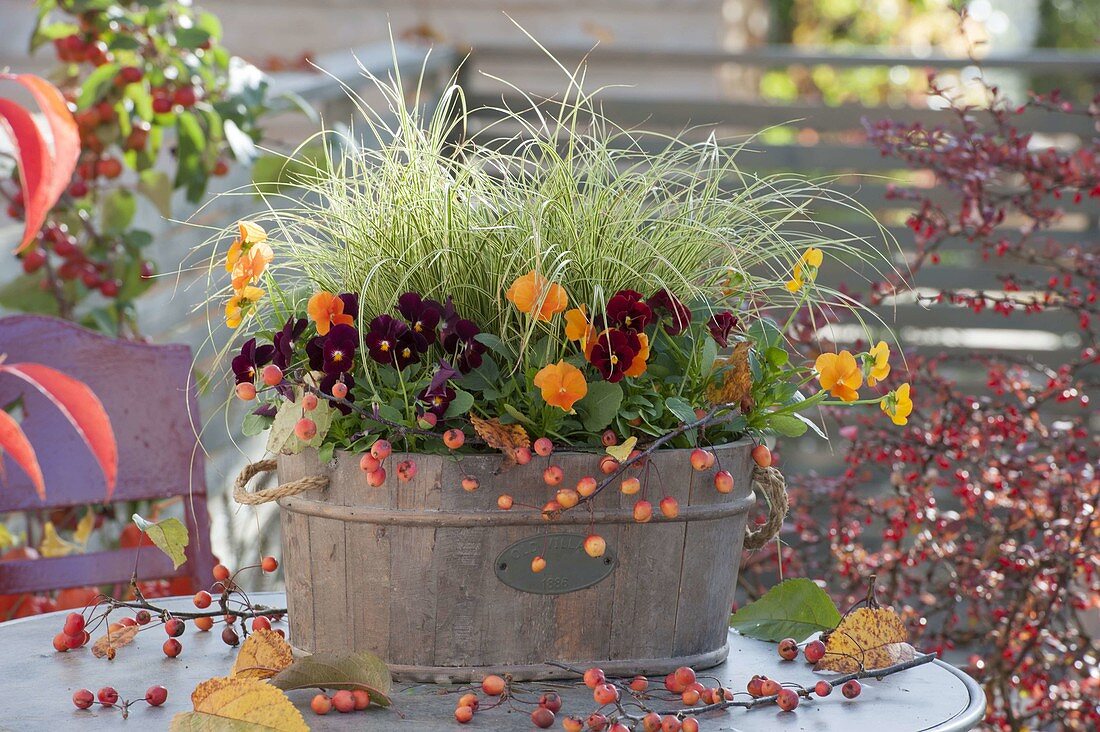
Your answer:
(233, 459), (328, 506)
(232, 460), (788, 548)
(743, 465), (789, 551)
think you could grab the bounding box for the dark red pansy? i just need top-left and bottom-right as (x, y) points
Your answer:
(647, 288), (692, 335)
(707, 311), (739, 347)
(272, 317), (307, 370)
(365, 314), (419, 368)
(397, 292), (443, 350)
(322, 324), (359, 374)
(588, 328), (641, 383)
(605, 289), (653, 331)
(337, 293), (359, 322)
(442, 317), (485, 373)
(305, 335), (325, 371)
(232, 338), (275, 384)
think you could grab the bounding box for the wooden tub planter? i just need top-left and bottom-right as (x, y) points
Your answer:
(274, 439), (755, 682)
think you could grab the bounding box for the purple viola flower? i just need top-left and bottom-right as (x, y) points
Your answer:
(365, 314), (419, 369)
(588, 328), (641, 383)
(322, 324), (359, 374)
(707, 311), (739, 348)
(305, 335), (325, 371)
(397, 292), (443, 351)
(417, 360), (460, 417)
(605, 289), (653, 332)
(647, 289), (692, 335)
(320, 372), (356, 415)
(232, 338), (275, 384)
(272, 317), (307, 370)
(337, 293), (359, 322)
(442, 318), (485, 373)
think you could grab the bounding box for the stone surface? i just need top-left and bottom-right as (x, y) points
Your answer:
(0, 592), (984, 731)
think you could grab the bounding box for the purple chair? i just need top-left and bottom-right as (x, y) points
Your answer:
(0, 315), (214, 596)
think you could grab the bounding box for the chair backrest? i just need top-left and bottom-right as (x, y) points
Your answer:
(0, 314), (214, 594)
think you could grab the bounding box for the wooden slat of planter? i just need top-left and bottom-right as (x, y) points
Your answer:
(609, 447), (691, 661)
(344, 452), (394, 660)
(276, 455), (317, 651)
(675, 445), (754, 655)
(389, 453), (443, 666)
(304, 451), (347, 654)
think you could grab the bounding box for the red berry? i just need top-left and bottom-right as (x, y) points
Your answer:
(804, 639), (826, 663)
(497, 493), (513, 510)
(633, 499), (653, 523)
(778, 637), (799, 660)
(587, 713), (609, 731)
(396, 459), (418, 482)
(533, 437), (554, 456)
(97, 157), (122, 179)
(63, 612), (86, 636)
(193, 590), (212, 609)
(747, 674), (766, 697)
(301, 393), (319, 411)
(601, 430), (618, 446)
(371, 439), (392, 460)
(514, 447), (532, 465)
(213, 159), (229, 176)
(681, 719), (700, 732)
(454, 705), (474, 723)
(583, 667), (606, 689)
(68, 180), (89, 197)
(562, 717), (585, 732)
(842, 679), (862, 698)
(543, 465), (563, 485)
(261, 364), (283, 386)
(332, 689), (355, 713)
(173, 86), (198, 107)
(457, 693), (479, 711)
(235, 382), (257, 401)
(593, 682), (618, 705)
(629, 675), (649, 692)
(252, 616), (271, 631)
(530, 706), (555, 728)
(751, 444), (772, 467)
(576, 475), (598, 497)
(620, 476), (641, 495)
(311, 693), (332, 715)
(73, 688), (95, 709)
(135, 610), (151, 625)
(583, 534), (606, 558)
(761, 678), (782, 696)
(152, 96), (172, 114)
(163, 638), (182, 657)
(262, 556), (279, 573)
(222, 626), (240, 646)
(815, 680), (833, 697)
(21, 248), (47, 274)
(776, 688), (799, 711)
(538, 691), (562, 713)
(366, 467), (387, 487)
(294, 418), (317, 441)
(213, 563), (231, 581)
(659, 495), (679, 518)
(674, 666), (696, 688)
(641, 712), (662, 732)
(689, 448), (714, 470)
(165, 617), (185, 636)
(53, 632), (69, 652)
(461, 475), (480, 492)
(481, 674), (505, 696)
(531, 556), (546, 573)
(352, 689), (370, 710)
(359, 453), (381, 473)
(99, 279), (120, 298)
(118, 66), (143, 84)
(714, 470), (734, 493)
(599, 455), (619, 474)
(331, 382), (348, 399)
(660, 716), (682, 732)
(145, 685), (168, 706)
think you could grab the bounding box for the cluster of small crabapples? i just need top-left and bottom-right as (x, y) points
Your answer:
(70, 683), (168, 719)
(58, 556), (282, 676)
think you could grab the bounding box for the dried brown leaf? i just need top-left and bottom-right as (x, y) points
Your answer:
(169, 676), (307, 731)
(91, 623), (139, 659)
(230, 628), (294, 679)
(470, 415), (530, 467)
(815, 606), (917, 673)
(705, 341), (753, 407)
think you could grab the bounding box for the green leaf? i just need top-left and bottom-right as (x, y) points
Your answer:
(576, 381), (623, 432)
(664, 396), (697, 425)
(100, 190), (136, 234)
(272, 650), (392, 707)
(730, 578), (841, 642)
(174, 111), (207, 202)
(137, 170), (173, 218)
(267, 393), (333, 454)
(242, 412), (273, 437)
(443, 389), (474, 419)
(174, 27), (211, 49)
(766, 413), (808, 437)
(77, 63), (120, 108)
(132, 514), (189, 570)
(473, 332), (512, 359)
(195, 11), (224, 40)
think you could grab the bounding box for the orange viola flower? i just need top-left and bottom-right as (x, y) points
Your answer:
(307, 291), (355, 335)
(533, 360), (588, 412)
(506, 270), (568, 321)
(565, 306), (597, 359)
(225, 285), (264, 329)
(814, 350), (862, 402)
(225, 220), (268, 273)
(623, 332), (650, 378)
(230, 244), (274, 291)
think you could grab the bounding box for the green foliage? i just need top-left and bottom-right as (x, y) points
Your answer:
(729, 578), (842, 642)
(132, 513), (190, 569)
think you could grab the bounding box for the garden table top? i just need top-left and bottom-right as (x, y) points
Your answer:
(0, 592), (984, 731)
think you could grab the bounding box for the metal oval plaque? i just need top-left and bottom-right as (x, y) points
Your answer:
(495, 532), (617, 595)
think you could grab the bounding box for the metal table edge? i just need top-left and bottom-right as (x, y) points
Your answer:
(925, 659), (986, 732)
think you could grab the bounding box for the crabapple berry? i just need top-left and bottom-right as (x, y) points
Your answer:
(714, 470), (734, 493)
(514, 447), (533, 465)
(302, 393), (319, 411)
(629, 675), (649, 692)
(746, 674), (765, 697)
(583, 534), (606, 557)
(331, 382), (349, 399)
(576, 476), (598, 498)
(135, 610), (151, 625)
(497, 494), (514, 510)
(235, 382), (257, 401)
(294, 418), (317, 441)
(311, 694), (332, 715)
(195, 616), (214, 631)
(262, 556), (279, 573)
(53, 633), (69, 652)
(543, 465), (563, 485)
(145, 686), (168, 706)
(457, 693), (479, 711)
(261, 364), (283, 386)
(562, 716), (584, 732)
(583, 667), (606, 688)
(598, 456), (619, 474)
(641, 712), (662, 732)
(370, 439), (392, 460)
(815, 680), (833, 697)
(776, 688), (799, 711)
(163, 638), (182, 657)
(586, 712), (609, 731)
(761, 678), (782, 696)
(352, 689), (370, 710)
(659, 496), (679, 518)
(601, 429), (618, 446)
(481, 674), (506, 696)
(664, 672), (686, 693)
(842, 679), (862, 698)
(533, 437), (554, 456)
(556, 488), (580, 509)
(751, 444), (772, 467)
(633, 499), (653, 523)
(804, 639), (826, 663)
(454, 705), (474, 723)
(778, 637), (799, 660)
(332, 690), (355, 713)
(73, 689), (95, 709)
(681, 718), (700, 732)
(530, 706), (555, 728)
(689, 448), (715, 470)
(118, 617), (138, 627)
(610, 724), (630, 732)
(360, 453), (381, 473)
(418, 412), (438, 428)
(222, 626), (240, 646)
(396, 459), (418, 482)
(593, 682), (618, 705)
(660, 716), (682, 732)
(620, 476), (641, 495)
(193, 590), (212, 609)
(213, 563), (231, 581)
(64, 612), (85, 636)
(443, 429), (465, 449)
(541, 500), (562, 519)
(674, 666), (696, 688)
(461, 475), (480, 492)
(538, 691), (562, 713)
(681, 687), (701, 705)
(252, 617), (271, 631)
(531, 556), (546, 573)
(366, 467), (387, 487)
(165, 617), (185, 636)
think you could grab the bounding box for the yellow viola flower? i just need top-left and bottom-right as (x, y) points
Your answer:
(230, 243), (274, 291)
(225, 220), (268, 273)
(881, 383), (913, 426)
(785, 246), (824, 293)
(225, 285), (265, 329)
(866, 340), (891, 387)
(533, 360), (588, 412)
(814, 350), (863, 402)
(506, 270), (569, 321)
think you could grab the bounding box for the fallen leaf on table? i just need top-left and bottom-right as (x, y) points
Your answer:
(168, 677), (307, 731)
(729, 577), (842, 642)
(272, 650), (392, 708)
(91, 623), (139, 659)
(815, 605), (917, 673)
(231, 628), (294, 680)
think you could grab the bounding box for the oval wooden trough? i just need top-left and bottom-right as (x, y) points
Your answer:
(276, 439), (754, 682)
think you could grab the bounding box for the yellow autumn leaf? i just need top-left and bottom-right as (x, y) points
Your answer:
(91, 623), (139, 659)
(815, 605), (918, 673)
(605, 435), (637, 464)
(470, 415), (530, 467)
(169, 677), (308, 732)
(231, 628), (294, 680)
(73, 510), (95, 547)
(0, 523), (15, 552)
(39, 521), (79, 558)
(705, 340), (753, 407)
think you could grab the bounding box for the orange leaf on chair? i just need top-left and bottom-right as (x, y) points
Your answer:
(0, 409), (44, 499)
